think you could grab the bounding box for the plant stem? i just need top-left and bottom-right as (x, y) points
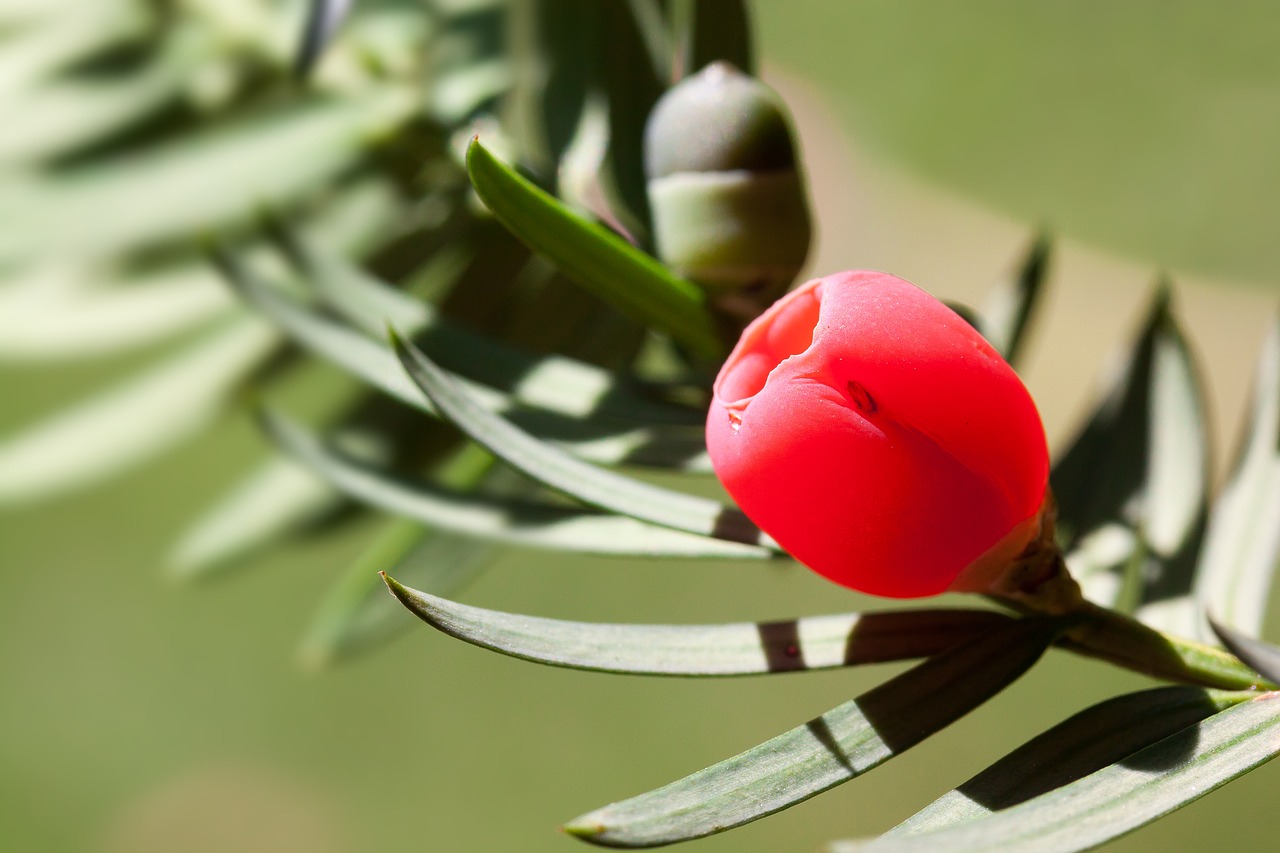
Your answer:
(982, 494), (1274, 691)
(1057, 602), (1274, 691)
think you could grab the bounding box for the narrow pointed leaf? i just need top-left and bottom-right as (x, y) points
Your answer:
(261, 409), (771, 560)
(886, 686), (1244, 836)
(1052, 286), (1210, 622)
(597, 2), (667, 245)
(297, 0), (353, 78)
(0, 181), (398, 363)
(507, 0), (593, 185)
(1207, 616), (1280, 686)
(219, 249), (711, 470)
(0, 263), (235, 361)
(0, 90), (415, 264)
(563, 619), (1059, 847)
(465, 138), (723, 360)
(1194, 318), (1280, 638)
(0, 5), (150, 96)
(0, 33), (193, 166)
(276, 219), (659, 425)
(392, 335), (770, 547)
(270, 219), (432, 335)
(622, 0), (673, 84)
(673, 0), (754, 76)
(385, 578), (1009, 676)
(226, 239), (699, 424)
(300, 518), (498, 667)
(834, 692), (1280, 853)
(0, 315), (277, 504)
(0, 0), (106, 25)
(978, 233), (1051, 367)
(168, 454), (340, 580)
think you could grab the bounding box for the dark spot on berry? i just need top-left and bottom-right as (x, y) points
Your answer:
(846, 380), (877, 414)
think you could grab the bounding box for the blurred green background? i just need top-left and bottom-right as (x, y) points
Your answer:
(4, 2), (1280, 852)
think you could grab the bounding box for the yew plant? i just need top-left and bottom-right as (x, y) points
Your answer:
(8, 1), (1280, 851)
(281, 5), (1280, 851)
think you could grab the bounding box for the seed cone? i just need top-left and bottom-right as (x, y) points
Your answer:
(644, 62), (811, 305)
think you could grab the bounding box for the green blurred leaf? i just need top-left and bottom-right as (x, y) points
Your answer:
(0, 314), (277, 504)
(885, 686), (1242, 836)
(296, 0), (352, 78)
(0, 3), (150, 96)
(672, 0), (754, 76)
(391, 334), (770, 547)
(596, 1), (667, 245)
(1207, 616), (1280, 687)
(507, 0), (593, 185)
(978, 232), (1051, 367)
(167, 453), (340, 581)
(218, 248), (711, 470)
(834, 692), (1280, 853)
(0, 89), (416, 264)
(465, 138), (724, 361)
(300, 517), (498, 668)
(270, 220), (435, 336)
(1194, 318), (1280, 639)
(385, 577), (1010, 676)
(0, 27), (200, 166)
(426, 0), (509, 125)
(226, 238), (701, 425)
(622, 0), (672, 84)
(563, 618), (1059, 847)
(0, 262), (235, 361)
(260, 409), (771, 560)
(1053, 285), (1210, 631)
(0, 179), (399, 363)
(0, 0), (108, 25)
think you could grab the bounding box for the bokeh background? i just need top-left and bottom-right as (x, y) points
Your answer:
(4, 1), (1280, 851)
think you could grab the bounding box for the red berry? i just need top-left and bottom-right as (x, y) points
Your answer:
(706, 271), (1049, 598)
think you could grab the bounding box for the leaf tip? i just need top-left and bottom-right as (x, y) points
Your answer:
(464, 135), (484, 170)
(560, 817), (607, 842)
(1152, 272), (1176, 308)
(380, 571), (409, 602)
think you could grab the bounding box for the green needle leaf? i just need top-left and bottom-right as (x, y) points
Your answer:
(296, 0), (352, 79)
(269, 221), (700, 427)
(268, 219), (433, 337)
(391, 334), (771, 548)
(978, 232), (1051, 367)
(0, 314), (277, 504)
(563, 618), (1059, 847)
(260, 409), (772, 561)
(465, 137), (724, 361)
(301, 518), (498, 668)
(1194, 317), (1280, 639)
(672, 0), (754, 76)
(884, 686), (1244, 837)
(384, 576), (1010, 676)
(167, 453), (340, 581)
(215, 246), (712, 471)
(0, 4), (149, 96)
(1053, 284), (1210, 631)
(0, 29), (195, 167)
(0, 262), (235, 361)
(595, 2), (667, 246)
(834, 691), (1280, 853)
(1206, 616), (1280, 686)
(0, 90), (415, 264)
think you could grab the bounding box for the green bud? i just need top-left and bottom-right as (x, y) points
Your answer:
(644, 62), (811, 296)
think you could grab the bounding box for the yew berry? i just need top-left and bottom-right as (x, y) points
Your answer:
(706, 271), (1050, 598)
